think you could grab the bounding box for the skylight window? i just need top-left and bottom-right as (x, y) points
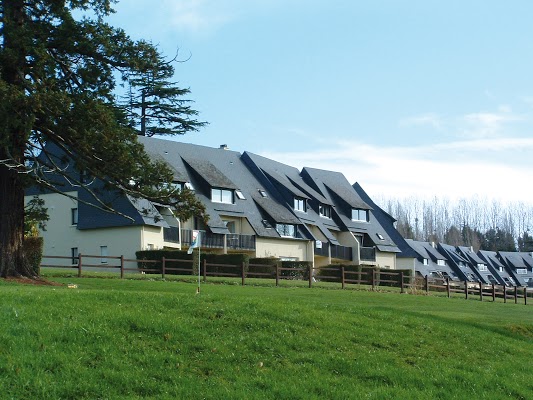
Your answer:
(319, 204), (332, 218)
(376, 233), (385, 240)
(184, 182), (195, 191)
(258, 189), (268, 197)
(235, 190), (245, 200)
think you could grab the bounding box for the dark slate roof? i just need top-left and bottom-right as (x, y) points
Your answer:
(302, 168), (371, 210)
(404, 240), (457, 279)
(438, 243), (482, 282)
(26, 142), (167, 229)
(497, 252), (533, 286)
(353, 182), (417, 258)
(137, 137), (311, 239)
(478, 250), (515, 286)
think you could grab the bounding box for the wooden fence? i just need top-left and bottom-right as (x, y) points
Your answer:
(40, 254), (531, 305)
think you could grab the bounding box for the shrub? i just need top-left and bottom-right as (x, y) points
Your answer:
(24, 237), (44, 276)
(280, 261), (312, 280)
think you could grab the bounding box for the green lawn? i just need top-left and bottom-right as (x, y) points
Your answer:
(1, 276), (533, 399)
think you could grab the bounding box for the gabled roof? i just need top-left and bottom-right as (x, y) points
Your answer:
(404, 240), (457, 279)
(353, 182), (417, 258)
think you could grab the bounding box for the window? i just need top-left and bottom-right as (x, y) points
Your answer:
(294, 197), (306, 212)
(71, 247), (79, 265)
(211, 188), (234, 204)
(262, 219), (273, 228)
(276, 224), (296, 238)
(422, 258), (429, 266)
(376, 233), (385, 240)
(258, 189), (268, 197)
(235, 190), (245, 200)
(184, 182), (195, 191)
(71, 208), (78, 225)
(437, 259), (446, 266)
(100, 246), (108, 264)
(478, 264), (488, 271)
(147, 243), (155, 250)
(517, 268), (528, 275)
(499, 267), (504, 272)
(319, 204), (332, 218)
(351, 208), (368, 222)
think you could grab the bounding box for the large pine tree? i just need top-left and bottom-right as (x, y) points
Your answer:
(0, 0), (206, 277)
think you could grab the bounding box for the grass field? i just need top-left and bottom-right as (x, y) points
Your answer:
(1, 276), (533, 399)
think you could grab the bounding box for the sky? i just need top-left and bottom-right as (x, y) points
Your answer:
(107, 0), (533, 204)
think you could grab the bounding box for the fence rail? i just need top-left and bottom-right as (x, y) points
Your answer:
(39, 255), (531, 306)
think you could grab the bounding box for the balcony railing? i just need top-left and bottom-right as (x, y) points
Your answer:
(331, 244), (352, 261)
(163, 227), (180, 243)
(360, 246), (376, 262)
(181, 229), (256, 251)
(227, 233), (256, 251)
(314, 242), (330, 257)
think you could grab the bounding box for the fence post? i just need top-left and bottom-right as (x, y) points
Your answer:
(446, 278), (450, 298)
(78, 253), (82, 278)
(241, 262), (246, 286)
(492, 284), (495, 302)
(479, 281), (483, 302)
(120, 255), (124, 279)
(161, 257), (166, 280)
(202, 258), (207, 283)
(308, 265), (312, 288)
(424, 275), (428, 295)
(400, 272), (404, 294)
(464, 280), (468, 300)
(514, 286), (518, 304)
(341, 266), (345, 290)
(525, 287), (527, 306)
(275, 264), (279, 287)
(503, 285), (507, 303)
(372, 269), (375, 291)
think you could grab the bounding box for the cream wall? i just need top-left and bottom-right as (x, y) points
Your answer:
(26, 192), (174, 266)
(255, 237), (312, 262)
(375, 251), (397, 269)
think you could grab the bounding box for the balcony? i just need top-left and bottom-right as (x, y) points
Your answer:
(331, 244), (352, 261)
(360, 246), (376, 262)
(181, 229), (256, 251)
(314, 242), (330, 257)
(226, 233), (256, 251)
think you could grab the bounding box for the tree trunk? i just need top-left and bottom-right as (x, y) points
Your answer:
(0, 0), (33, 277)
(0, 162), (29, 277)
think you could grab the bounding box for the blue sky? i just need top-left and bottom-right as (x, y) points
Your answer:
(108, 1), (533, 203)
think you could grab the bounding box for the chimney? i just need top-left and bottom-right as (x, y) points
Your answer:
(219, 144), (229, 150)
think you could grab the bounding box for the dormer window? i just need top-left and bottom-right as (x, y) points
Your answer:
(211, 188), (234, 204)
(517, 268), (528, 275)
(422, 258), (429, 265)
(437, 259), (446, 266)
(351, 208), (368, 222)
(319, 204), (332, 218)
(276, 224), (296, 238)
(478, 264), (488, 271)
(294, 197), (306, 212)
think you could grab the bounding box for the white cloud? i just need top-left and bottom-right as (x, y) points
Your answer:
(460, 110), (522, 139)
(260, 137), (533, 204)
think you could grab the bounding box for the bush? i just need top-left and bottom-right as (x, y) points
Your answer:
(281, 260), (312, 280)
(24, 237), (43, 276)
(248, 257), (279, 277)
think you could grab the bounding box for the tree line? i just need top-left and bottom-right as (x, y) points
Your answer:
(375, 195), (533, 252)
